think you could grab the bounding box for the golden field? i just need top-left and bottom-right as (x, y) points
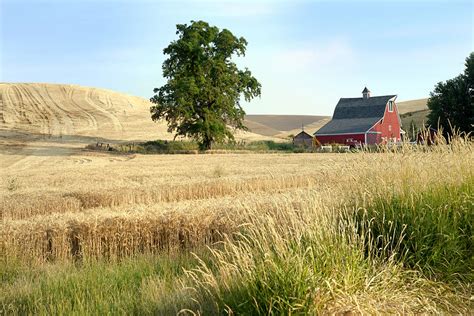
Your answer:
(1, 137), (473, 314)
(1, 141), (470, 260)
(0, 83), (472, 314)
(1, 149), (360, 262)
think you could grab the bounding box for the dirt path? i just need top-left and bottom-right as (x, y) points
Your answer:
(0, 131), (80, 170)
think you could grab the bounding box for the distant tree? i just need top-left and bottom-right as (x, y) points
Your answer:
(427, 52), (474, 134)
(465, 52), (474, 88)
(150, 20), (261, 150)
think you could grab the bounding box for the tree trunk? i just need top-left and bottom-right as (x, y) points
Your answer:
(201, 135), (212, 151)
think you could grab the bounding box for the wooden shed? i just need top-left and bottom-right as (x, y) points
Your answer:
(293, 130), (314, 147)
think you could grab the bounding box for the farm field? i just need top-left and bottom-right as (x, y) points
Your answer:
(1, 137), (473, 314)
(1, 83), (472, 314)
(396, 98), (428, 114)
(2, 0), (472, 311)
(397, 98), (431, 133)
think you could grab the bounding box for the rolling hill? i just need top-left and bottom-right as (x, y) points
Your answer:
(244, 115), (331, 138)
(397, 98), (430, 134)
(397, 98), (429, 114)
(245, 115), (330, 132)
(0, 83), (275, 143)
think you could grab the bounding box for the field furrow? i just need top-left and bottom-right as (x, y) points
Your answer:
(40, 84), (76, 135)
(67, 86), (99, 131)
(84, 88), (123, 133)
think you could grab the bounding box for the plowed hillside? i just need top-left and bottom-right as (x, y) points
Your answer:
(0, 83), (274, 142)
(397, 98), (428, 114)
(0, 83), (164, 141)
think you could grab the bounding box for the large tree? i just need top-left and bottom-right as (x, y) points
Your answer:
(427, 52), (474, 134)
(150, 21), (261, 150)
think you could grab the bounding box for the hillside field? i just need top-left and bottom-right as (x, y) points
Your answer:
(0, 83), (429, 145)
(397, 98), (431, 135)
(0, 83), (278, 143)
(396, 98), (429, 114)
(1, 84), (472, 314)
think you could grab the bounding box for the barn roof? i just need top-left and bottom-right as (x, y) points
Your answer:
(293, 130), (313, 138)
(315, 95), (396, 135)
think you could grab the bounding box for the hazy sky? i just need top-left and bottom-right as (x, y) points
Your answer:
(1, 0), (472, 115)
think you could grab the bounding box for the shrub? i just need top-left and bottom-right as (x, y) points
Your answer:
(142, 140), (199, 152)
(6, 177), (20, 191)
(115, 140), (297, 154)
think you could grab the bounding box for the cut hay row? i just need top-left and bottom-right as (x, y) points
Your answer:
(1, 188), (322, 263)
(1, 174), (321, 220)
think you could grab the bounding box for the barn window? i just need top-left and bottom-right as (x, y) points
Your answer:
(388, 125), (392, 132)
(388, 101), (394, 112)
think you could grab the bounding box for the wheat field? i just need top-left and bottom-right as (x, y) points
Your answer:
(1, 137), (473, 313)
(0, 83), (472, 314)
(1, 151), (354, 261)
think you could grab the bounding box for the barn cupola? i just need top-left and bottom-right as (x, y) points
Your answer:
(362, 87), (371, 99)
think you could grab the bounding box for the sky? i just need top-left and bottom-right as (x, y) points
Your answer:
(1, 0), (472, 116)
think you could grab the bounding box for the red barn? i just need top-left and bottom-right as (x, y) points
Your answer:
(314, 87), (402, 146)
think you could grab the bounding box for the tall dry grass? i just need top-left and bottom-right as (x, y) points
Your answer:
(180, 138), (473, 314)
(1, 138), (473, 314)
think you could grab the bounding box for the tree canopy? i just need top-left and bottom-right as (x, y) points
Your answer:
(150, 21), (261, 150)
(427, 52), (474, 134)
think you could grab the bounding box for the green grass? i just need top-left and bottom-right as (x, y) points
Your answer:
(357, 177), (473, 282)
(186, 178), (473, 314)
(0, 251), (210, 315)
(191, 233), (378, 315)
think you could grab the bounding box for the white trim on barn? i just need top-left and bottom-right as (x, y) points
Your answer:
(315, 132), (368, 136)
(367, 118), (383, 132)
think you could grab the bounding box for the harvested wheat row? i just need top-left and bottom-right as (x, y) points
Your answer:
(1, 206), (233, 263)
(1, 174), (321, 220)
(1, 189), (323, 262)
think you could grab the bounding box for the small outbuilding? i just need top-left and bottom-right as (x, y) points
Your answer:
(293, 130), (314, 147)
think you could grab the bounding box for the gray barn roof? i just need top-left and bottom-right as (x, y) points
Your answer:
(293, 130), (313, 139)
(315, 95), (396, 135)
